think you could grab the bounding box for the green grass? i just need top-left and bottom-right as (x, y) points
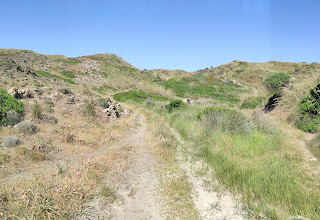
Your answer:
(114, 89), (168, 103)
(160, 76), (243, 103)
(35, 70), (76, 84)
(61, 70), (77, 79)
(164, 105), (320, 219)
(240, 96), (264, 109)
(0, 60), (15, 65)
(57, 59), (80, 65)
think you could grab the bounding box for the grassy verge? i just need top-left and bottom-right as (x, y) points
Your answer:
(143, 107), (200, 219)
(165, 105), (320, 219)
(35, 70), (76, 84)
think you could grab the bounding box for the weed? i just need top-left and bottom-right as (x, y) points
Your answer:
(100, 186), (117, 202)
(57, 163), (64, 174)
(32, 103), (43, 119)
(83, 100), (96, 120)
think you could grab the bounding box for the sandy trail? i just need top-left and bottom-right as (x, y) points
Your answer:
(170, 126), (248, 220)
(77, 114), (166, 220)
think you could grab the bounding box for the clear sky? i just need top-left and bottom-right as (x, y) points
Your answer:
(1, 0), (320, 71)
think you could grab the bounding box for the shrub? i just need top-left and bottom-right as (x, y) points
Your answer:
(96, 97), (109, 108)
(58, 87), (73, 94)
(263, 72), (291, 92)
(81, 84), (92, 96)
(5, 110), (22, 126)
(44, 100), (54, 106)
(83, 100), (96, 120)
(1, 136), (20, 147)
(197, 106), (252, 134)
(0, 88), (25, 125)
(296, 116), (319, 133)
(15, 121), (38, 134)
(240, 97), (263, 109)
(42, 114), (58, 124)
(32, 103), (43, 119)
(294, 83), (320, 132)
(165, 100), (185, 113)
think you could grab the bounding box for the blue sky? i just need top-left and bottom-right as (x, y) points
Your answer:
(1, 0), (320, 71)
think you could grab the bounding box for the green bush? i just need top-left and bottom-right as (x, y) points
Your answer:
(296, 116), (319, 133)
(0, 88), (25, 125)
(296, 83), (320, 132)
(114, 89), (168, 103)
(263, 72), (291, 92)
(240, 97), (263, 109)
(165, 100), (185, 113)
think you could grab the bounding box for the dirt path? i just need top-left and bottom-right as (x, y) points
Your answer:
(170, 127), (248, 220)
(77, 114), (166, 220)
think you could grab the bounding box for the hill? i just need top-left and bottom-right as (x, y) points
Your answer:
(1, 49), (320, 219)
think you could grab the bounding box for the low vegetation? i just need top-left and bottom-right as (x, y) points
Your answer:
(61, 70), (77, 79)
(307, 134), (320, 159)
(35, 70), (76, 84)
(263, 72), (291, 93)
(166, 105), (320, 219)
(160, 76), (243, 104)
(240, 96), (263, 109)
(0, 88), (24, 125)
(114, 89), (168, 103)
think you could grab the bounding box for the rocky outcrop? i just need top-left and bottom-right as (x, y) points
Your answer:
(102, 99), (123, 119)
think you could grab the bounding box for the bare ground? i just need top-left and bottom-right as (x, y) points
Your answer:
(77, 114), (166, 220)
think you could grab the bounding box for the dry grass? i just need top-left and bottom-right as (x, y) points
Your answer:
(143, 108), (200, 219)
(0, 90), (135, 219)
